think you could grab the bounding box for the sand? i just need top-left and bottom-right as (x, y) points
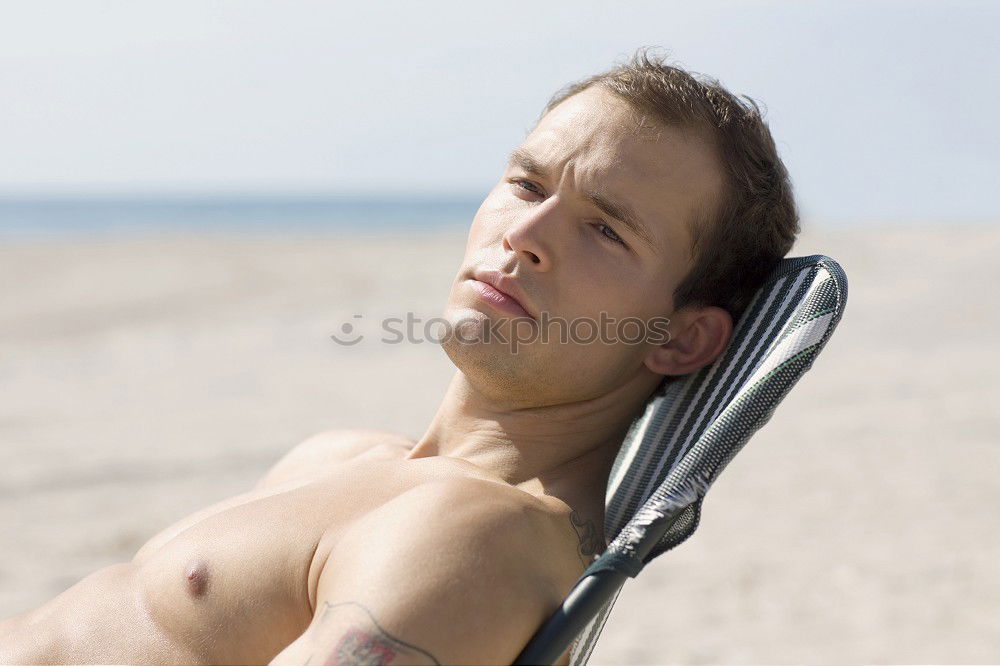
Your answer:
(1, 224), (998, 664)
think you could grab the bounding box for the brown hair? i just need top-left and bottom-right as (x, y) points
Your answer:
(544, 49), (799, 321)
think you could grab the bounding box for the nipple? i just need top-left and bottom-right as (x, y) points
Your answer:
(184, 558), (210, 598)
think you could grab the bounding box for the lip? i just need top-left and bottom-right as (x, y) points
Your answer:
(469, 269), (536, 319)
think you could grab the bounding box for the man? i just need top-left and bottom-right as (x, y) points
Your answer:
(0, 51), (797, 665)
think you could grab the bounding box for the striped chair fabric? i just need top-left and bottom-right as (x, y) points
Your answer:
(567, 254), (849, 665)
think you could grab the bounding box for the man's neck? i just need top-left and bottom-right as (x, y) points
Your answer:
(409, 371), (659, 501)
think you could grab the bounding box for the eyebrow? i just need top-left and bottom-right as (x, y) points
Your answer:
(507, 147), (658, 252)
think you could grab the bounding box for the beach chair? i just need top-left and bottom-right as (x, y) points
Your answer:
(515, 254), (849, 665)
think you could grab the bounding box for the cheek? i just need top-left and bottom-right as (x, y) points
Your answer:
(466, 187), (510, 247)
(571, 261), (646, 309)
(564, 277), (671, 338)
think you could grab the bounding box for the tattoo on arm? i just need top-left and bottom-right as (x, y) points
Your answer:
(569, 510), (604, 564)
(309, 601), (440, 666)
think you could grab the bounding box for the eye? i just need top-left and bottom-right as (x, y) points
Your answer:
(509, 178), (544, 198)
(595, 222), (626, 246)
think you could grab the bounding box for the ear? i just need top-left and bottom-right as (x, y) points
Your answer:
(643, 305), (733, 377)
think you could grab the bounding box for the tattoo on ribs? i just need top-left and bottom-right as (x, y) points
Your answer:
(314, 601), (440, 666)
(570, 510), (603, 563)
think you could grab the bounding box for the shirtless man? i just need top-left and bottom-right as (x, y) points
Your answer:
(0, 52), (798, 665)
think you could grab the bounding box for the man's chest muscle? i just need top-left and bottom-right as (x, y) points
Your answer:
(132, 457), (449, 662)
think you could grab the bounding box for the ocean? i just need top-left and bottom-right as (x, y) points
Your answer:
(0, 196), (481, 237)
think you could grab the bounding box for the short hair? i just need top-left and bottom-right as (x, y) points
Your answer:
(543, 49), (799, 322)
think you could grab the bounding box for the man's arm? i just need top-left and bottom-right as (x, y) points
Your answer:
(271, 478), (583, 666)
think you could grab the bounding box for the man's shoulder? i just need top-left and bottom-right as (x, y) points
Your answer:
(257, 428), (415, 489)
(299, 428), (416, 457)
(396, 475), (567, 533)
(304, 477), (587, 664)
(341, 475), (588, 597)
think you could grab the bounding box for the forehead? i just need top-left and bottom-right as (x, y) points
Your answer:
(520, 86), (723, 260)
(529, 87), (654, 161)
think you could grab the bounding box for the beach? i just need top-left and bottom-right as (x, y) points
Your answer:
(1, 224), (998, 664)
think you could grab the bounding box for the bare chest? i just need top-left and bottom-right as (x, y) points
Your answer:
(132, 456), (479, 663)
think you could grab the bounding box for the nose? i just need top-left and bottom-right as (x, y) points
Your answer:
(501, 199), (561, 271)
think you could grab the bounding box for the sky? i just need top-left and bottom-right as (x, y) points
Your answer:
(0, 0), (997, 224)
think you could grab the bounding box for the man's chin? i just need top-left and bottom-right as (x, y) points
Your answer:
(439, 313), (522, 366)
(441, 306), (542, 357)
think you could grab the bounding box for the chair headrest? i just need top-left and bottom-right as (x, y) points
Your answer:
(604, 254), (848, 559)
